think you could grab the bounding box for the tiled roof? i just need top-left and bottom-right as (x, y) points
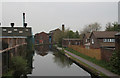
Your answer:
(91, 31), (118, 38)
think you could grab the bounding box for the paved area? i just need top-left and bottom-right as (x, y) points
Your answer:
(56, 47), (119, 78)
(64, 50), (120, 78)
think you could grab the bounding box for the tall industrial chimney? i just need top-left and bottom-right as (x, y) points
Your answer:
(23, 13), (25, 27)
(62, 24), (65, 32)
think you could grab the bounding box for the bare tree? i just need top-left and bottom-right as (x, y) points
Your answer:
(80, 22), (101, 34)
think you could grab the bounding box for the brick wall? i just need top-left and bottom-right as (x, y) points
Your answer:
(100, 48), (114, 61)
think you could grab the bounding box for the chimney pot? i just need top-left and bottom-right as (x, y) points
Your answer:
(24, 23), (27, 28)
(11, 23), (14, 27)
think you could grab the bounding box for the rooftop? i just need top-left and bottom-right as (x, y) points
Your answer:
(83, 33), (91, 39)
(0, 27), (32, 37)
(90, 31), (118, 38)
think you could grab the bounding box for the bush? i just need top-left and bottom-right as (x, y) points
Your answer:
(109, 50), (120, 74)
(11, 56), (28, 77)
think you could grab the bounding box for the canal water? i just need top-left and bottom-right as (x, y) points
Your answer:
(0, 45), (91, 77)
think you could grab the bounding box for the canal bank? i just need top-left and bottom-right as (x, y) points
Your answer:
(56, 47), (120, 78)
(29, 45), (91, 77)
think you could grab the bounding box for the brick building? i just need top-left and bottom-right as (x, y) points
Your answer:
(49, 28), (61, 44)
(62, 38), (81, 47)
(89, 31), (118, 49)
(0, 25), (32, 50)
(34, 32), (49, 44)
(100, 32), (120, 61)
(82, 33), (91, 49)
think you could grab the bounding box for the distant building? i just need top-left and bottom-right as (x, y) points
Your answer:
(34, 32), (49, 44)
(89, 31), (118, 49)
(62, 38), (81, 47)
(0, 26), (32, 50)
(49, 28), (61, 44)
(82, 33), (91, 49)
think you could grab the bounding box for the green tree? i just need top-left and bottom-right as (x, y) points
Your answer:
(75, 31), (80, 38)
(11, 56), (28, 77)
(105, 22), (120, 31)
(109, 50), (120, 74)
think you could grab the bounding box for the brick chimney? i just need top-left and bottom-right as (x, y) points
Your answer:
(115, 32), (120, 51)
(62, 24), (65, 32)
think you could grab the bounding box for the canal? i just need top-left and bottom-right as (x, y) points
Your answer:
(0, 45), (91, 77)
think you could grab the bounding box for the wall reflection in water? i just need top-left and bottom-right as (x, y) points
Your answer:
(1, 44), (34, 78)
(35, 45), (50, 56)
(53, 51), (73, 68)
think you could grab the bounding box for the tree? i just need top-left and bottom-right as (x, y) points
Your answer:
(75, 31), (80, 38)
(105, 22), (120, 31)
(53, 28), (80, 47)
(80, 22), (101, 34)
(109, 50), (120, 74)
(11, 56), (28, 77)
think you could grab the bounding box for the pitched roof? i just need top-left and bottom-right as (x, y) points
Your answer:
(90, 31), (118, 38)
(85, 33), (91, 39)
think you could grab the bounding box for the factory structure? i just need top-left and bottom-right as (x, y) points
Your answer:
(0, 13), (32, 50)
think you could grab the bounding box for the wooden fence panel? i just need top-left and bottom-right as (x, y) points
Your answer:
(68, 45), (101, 60)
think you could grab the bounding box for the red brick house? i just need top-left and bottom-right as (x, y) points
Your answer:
(34, 32), (49, 44)
(62, 38), (81, 47)
(82, 33), (91, 49)
(49, 28), (61, 44)
(89, 31), (118, 49)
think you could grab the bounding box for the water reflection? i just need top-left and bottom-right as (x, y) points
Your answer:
(30, 45), (90, 76)
(1, 45), (90, 77)
(35, 45), (49, 56)
(53, 51), (73, 68)
(1, 44), (34, 78)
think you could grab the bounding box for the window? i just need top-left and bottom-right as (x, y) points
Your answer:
(76, 42), (77, 45)
(103, 39), (115, 42)
(8, 31), (12, 33)
(92, 39), (94, 44)
(103, 39), (107, 42)
(19, 31), (23, 33)
(86, 39), (87, 42)
(3, 29), (6, 31)
(14, 29), (17, 31)
(26, 29), (29, 31)
(111, 39), (115, 42)
(69, 42), (71, 45)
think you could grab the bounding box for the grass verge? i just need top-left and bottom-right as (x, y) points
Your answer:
(64, 48), (116, 75)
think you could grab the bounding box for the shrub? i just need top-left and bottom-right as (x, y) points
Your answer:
(109, 50), (120, 74)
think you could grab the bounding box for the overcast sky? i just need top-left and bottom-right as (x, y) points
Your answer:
(0, 1), (118, 34)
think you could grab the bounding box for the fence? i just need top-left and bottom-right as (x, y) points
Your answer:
(68, 45), (101, 60)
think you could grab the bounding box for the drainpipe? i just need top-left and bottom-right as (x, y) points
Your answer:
(115, 32), (120, 51)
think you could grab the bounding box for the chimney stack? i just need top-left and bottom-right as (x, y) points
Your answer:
(11, 23), (14, 27)
(62, 24), (65, 32)
(23, 13), (25, 27)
